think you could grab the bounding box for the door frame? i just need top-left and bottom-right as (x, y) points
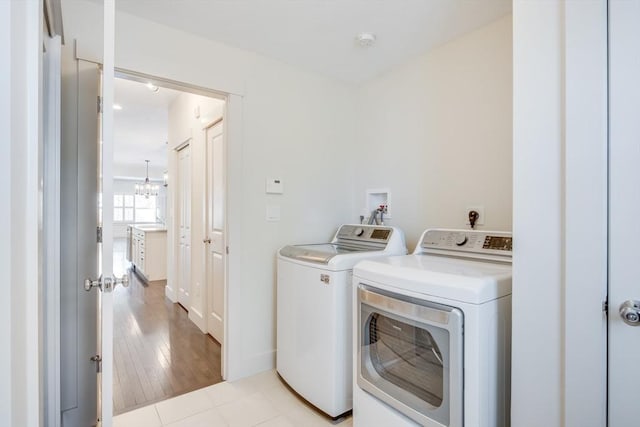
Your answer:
(111, 68), (237, 382)
(512, 1), (608, 425)
(40, 59), (242, 423)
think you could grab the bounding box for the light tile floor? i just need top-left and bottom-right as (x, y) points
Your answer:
(114, 369), (353, 427)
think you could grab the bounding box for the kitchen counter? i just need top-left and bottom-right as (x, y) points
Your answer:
(130, 224), (167, 281)
(132, 224), (167, 232)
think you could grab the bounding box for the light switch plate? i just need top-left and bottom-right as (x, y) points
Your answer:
(266, 178), (284, 194)
(266, 205), (281, 221)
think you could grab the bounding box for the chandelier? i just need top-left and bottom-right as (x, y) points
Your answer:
(135, 160), (159, 198)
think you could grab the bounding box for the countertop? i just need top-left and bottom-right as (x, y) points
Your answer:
(131, 223), (167, 233)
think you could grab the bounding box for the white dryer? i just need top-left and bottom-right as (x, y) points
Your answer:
(352, 228), (512, 427)
(277, 224), (407, 418)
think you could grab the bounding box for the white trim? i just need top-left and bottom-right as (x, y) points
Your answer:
(75, 41), (245, 97)
(512, 1), (608, 425)
(100, 1), (116, 426)
(224, 94), (244, 381)
(563, 1), (608, 425)
(3, 0), (46, 426)
(0, 1), (12, 424)
(174, 137), (192, 152)
(43, 33), (62, 427)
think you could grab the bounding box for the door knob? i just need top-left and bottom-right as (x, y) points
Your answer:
(84, 275), (102, 292)
(84, 274), (129, 293)
(203, 238), (211, 244)
(619, 300), (640, 326)
(114, 274), (129, 288)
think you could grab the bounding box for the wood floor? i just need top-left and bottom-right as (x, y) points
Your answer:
(113, 244), (222, 415)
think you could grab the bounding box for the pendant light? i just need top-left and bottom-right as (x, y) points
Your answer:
(135, 160), (159, 198)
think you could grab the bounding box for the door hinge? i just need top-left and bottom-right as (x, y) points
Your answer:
(97, 95), (102, 114)
(97, 226), (103, 243)
(90, 354), (102, 373)
(602, 300), (608, 314)
(226, 246), (229, 254)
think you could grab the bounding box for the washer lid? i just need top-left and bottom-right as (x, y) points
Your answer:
(279, 243), (370, 264)
(353, 254), (512, 304)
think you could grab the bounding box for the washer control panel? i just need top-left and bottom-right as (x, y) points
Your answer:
(419, 229), (512, 259)
(336, 224), (393, 242)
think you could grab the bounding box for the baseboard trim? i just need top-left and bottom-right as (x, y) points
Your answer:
(226, 349), (276, 382)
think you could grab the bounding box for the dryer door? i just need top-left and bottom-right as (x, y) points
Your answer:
(357, 285), (463, 427)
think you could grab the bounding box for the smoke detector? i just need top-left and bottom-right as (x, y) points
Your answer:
(356, 32), (376, 48)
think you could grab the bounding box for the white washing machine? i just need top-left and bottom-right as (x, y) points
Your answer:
(277, 224), (407, 418)
(352, 228), (512, 427)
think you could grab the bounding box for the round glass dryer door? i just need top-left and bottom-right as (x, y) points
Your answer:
(357, 285), (463, 427)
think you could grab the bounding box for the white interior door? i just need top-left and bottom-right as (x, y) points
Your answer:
(608, 1), (640, 424)
(205, 121), (226, 343)
(98, 1), (116, 425)
(60, 2), (118, 426)
(178, 144), (192, 309)
(60, 55), (100, 427)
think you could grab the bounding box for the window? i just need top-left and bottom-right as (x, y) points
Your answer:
(113, 193), (152, 223)
(134, 194), (157, 222)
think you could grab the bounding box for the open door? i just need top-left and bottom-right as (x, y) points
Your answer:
(60, 2), (120, 426)
(60, 53), (101, 427)
(95, 1), (118, 425)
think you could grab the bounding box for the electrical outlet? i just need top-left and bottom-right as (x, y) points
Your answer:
(466, 206), (485, 227)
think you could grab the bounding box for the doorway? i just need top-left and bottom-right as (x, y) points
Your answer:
(110, 74), (227, 414)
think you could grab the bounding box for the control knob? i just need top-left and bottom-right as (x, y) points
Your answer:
(455, 233), (468, 246)
(354, 227), (365, 237)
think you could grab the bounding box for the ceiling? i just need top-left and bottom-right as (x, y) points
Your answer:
(112, 0), (512, 83)
(110, 1), (512, 175)
(113, 77), (180, 175)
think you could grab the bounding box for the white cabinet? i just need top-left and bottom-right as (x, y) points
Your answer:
(131, 225), (167, 281)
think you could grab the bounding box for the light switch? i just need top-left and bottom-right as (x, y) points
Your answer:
(266, 178), (284, 194)
(266, 205), (281, 221)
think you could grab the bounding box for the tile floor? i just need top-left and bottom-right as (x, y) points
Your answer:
(114, 369), (353, 427)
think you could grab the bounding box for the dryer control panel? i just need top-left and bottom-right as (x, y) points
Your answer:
(418, 229), (512, 261)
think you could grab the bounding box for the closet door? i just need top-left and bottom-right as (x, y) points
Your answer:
(609, 1), (640, 424)
(178, 145), (191, 309)
(205, 121), (225, 344)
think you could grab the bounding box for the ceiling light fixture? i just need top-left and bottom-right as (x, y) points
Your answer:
(135, 160), (159, 199)
(356, 32), (376, 48)
(113, 104), (123, 110)
(146, 82), (159, 93)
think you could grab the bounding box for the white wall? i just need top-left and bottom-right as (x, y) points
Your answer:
(1, 1), (43, 426)
(512, 1), (607, 426)
(166, 92), (224, 329)
(354, 16), (513, 249)
(113, 162), (165, 180)
(63, 0), (358, 380)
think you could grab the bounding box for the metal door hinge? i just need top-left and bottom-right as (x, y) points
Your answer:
(97, 226), (103, 243)
(97, 95), (102, 113)
(90, 354), (102, 373)
(226, 246), (229, 254)
(603, 300), (608, 314)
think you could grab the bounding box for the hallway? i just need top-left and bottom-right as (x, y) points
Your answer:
(113, 239), (223, 415)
